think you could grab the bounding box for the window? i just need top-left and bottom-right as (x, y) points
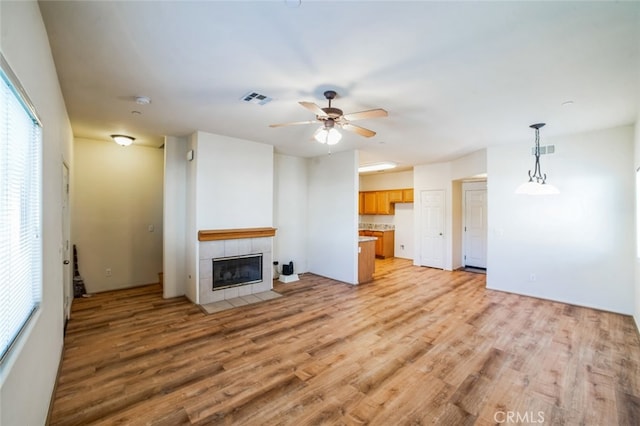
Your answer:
(637, 168), (640, 258)
(0, 53), (42, 362)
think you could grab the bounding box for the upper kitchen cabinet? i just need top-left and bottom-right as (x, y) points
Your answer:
(388, 189), (404, 203)
(376, 191), (393, 215)
(363, 191), (378, 214)
(358, 188), (413, 215)
(402, 188), (413, 202)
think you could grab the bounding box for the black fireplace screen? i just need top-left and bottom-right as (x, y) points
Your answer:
(212, 254), (263, 290)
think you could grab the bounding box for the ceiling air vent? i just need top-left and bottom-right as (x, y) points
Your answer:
(531, 145), (555, 155)
(241, 91), (272, 106)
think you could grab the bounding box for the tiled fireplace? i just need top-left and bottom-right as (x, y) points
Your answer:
(198, 228), (276, 305)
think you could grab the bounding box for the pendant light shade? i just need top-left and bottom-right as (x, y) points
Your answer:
(515, 123), (559, 195)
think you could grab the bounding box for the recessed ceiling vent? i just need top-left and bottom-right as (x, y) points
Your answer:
(531, 145), (555, 155)
(241, 91), (272, 106)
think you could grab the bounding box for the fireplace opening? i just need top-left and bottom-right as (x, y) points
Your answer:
(212, 253), (263, 290)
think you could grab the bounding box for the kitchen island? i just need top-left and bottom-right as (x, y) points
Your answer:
(358, 236), (377, 283)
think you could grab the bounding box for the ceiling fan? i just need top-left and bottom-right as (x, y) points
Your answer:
(270, 90), (387, 144)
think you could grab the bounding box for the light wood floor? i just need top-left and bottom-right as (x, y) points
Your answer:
(49, 258), (640, 425)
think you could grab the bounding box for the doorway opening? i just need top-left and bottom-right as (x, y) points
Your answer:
(458, 180), (487, 272)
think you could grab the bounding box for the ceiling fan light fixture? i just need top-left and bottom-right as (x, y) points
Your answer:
(314, 126), (342, 145)
(111, 134), (135, 146)
(270, 90), (386, 140)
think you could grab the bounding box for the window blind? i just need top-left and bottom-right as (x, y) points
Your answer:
(0, 54), (42, 362)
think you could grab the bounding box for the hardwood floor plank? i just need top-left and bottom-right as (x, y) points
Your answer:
(48, 259), (640, 425)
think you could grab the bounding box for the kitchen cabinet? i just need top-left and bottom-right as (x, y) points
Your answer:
(358, 188), (413, 215)
(359, 230), (395, 258)
(388, 189), (404, 203)
(358, 238), (375, 283)
(363, 192), (378, 215)
(375, 191), (394, 215)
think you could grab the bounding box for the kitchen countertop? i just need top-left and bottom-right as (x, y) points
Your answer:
(359, 236), (378, 242)
(359, 223), (395, 231)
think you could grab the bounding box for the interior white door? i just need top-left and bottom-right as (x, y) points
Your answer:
(464, 189), (487, 268)
(420, 190), (445, 268)
(62, 163), (71, 322)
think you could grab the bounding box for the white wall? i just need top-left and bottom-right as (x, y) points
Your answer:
(452, 149), (486, 180)
(274, 154), (309, 274)
(185, 133), (198, 302)
(73, 138), (164, 293)
(488, 125), (635, 315)
(308, 151), (359, 284)
(194, 132), (273, 230)
(634, 115), (640, 330)
(0, 1), (74, 424)
(359, 170), (415, 259)
(163, 136), (187, 298)
(359, 169), (413, 191)
(414, 162), (454, 269)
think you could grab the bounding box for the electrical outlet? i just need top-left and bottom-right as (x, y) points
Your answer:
(105, 268), (112, 277)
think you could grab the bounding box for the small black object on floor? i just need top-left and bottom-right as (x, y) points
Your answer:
(463, 266), (486, 274)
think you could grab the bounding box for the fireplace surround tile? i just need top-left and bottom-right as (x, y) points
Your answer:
(200, 240), (224, 260)
(198, 234), (273, 305)
(203, 283), (225, 303)
(199, 259), (212, 280)
(251, 237), (270, 253)
(223, 239), (240, 257)
(224, 286), (240, 300)
(251, 280), (270, 293)
(236, 239), (252, 256)
(237, 284), (253, 297)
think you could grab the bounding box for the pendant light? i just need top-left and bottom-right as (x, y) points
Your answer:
(515, 123), (559, 195)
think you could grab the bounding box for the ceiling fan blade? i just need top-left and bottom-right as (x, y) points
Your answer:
(269, 120), (317, 128)
(343, 108), (388, 121)
(299, 101), (328, 118)
(342, 123), (376, 138)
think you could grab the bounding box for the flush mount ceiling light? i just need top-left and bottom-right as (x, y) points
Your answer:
(313, 119), (342, 145)
(110, 134), (135, 147)
(135, 96), (151, 105)
(358, 162), (397, 173)
(515, 123), (559, 195)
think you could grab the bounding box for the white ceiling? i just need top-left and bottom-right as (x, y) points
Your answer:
(39, 1), (640, 169)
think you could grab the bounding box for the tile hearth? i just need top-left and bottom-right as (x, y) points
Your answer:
(199, 290), (281, 314)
